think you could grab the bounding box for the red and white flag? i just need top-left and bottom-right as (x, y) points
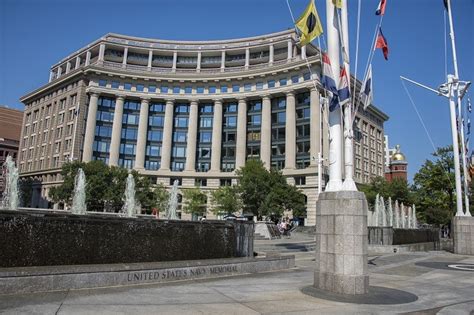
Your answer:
(375, 0), (387, 16)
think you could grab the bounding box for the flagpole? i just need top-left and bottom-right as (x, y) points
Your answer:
(325, 0), (343, 192)
(341, 0), (357, 191)
(447, 0), (470, 216)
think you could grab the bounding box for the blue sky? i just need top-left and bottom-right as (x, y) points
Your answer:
(0, 0), (472, 181)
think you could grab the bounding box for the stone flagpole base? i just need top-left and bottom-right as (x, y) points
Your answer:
(314, 191), (369, 295)
(453, 216), (474, 255)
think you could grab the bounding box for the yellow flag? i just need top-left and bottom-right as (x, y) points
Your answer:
(334, 0), (343, 9)
(295, 0), (323, 46)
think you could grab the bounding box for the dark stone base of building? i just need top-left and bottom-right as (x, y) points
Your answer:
(453, 216), (474, 255)
(368, 227), (439, 246)
(0, 255), (294, 294)
(0, 210), (254, 268)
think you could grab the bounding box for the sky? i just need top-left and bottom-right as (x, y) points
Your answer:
(0, 0), (472, 181)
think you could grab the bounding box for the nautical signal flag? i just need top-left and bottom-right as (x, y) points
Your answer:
(375, 27), (389, 60)
(360, 65), (373, 110)
(375, 0), (387, 16)
(338, 67), (350, 107)
(321, 53), (339, 112)
(295, 0), (323, 46)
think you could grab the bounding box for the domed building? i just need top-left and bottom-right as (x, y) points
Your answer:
(385, 144), (408, 182)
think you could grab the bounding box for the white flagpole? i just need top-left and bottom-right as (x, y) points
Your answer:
(325, 0), (343, 192)
(341, 0), (357, 191)
(447, 0), (470, 216)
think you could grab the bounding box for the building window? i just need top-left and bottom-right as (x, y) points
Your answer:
(294, 176), (306, 185)
(232, 84), (240, 92)
(279, 78), (287, 86)
(195, 178), (207, 187)
(209, 86), (216, 93)
(173, 86), (181, 94)
(303, 72), (311, 80)
(197, 86), (204, 94)
(136, 84), (144, 92)
(244, 83), (252, 92)
(148, 85), (157, 93)
(291, 75), (299, 84)
(220, 86), (228, 93)
(220, 179), (232, 186)
(256, 82), (263, 90)
(124, 82), (132, 90)
(99, 79), (107, 87)
(268, 80), (275, 88)
(111, 81), (120, 88)
(161, 86), (169, 93)
(185, 86), (192, 94)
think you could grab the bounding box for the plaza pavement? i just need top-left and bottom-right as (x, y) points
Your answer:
(1, 233), (474, 314)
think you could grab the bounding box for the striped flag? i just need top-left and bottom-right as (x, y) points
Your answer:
(468, 98), (472, 113)
(360, 65), (373, 110)
(375, 27), (389, 60)
(376, 0), (387, 15)
(338, 67), (350, 106)
(321, 53), (339, 111)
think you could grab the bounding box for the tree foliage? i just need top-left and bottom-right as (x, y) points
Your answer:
(236, 159), (306, 220)
(182, 188), (207, 216)
(412, 146), (455, 225)
(359, 176), (413, 210)
(49, 160), (159, 213)
(211, 186), (241, 216)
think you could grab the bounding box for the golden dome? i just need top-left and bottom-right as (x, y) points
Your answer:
(391, 145), (406, 161)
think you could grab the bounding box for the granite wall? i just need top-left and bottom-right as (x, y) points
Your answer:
(0, 210), (254, 268)
(368, 227), (439, 245)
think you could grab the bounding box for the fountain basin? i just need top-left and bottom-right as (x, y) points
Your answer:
(368, 227), (439, 246)
(0, 209), (254, 268)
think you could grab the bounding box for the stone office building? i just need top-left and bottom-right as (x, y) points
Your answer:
(19, 29), (388, 224)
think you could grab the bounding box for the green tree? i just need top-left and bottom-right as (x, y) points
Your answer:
(359, 176), (413, 209)
(49, 161), (156, 213)
(152, 183), (170, 215)
(412, 146), (455, 225)
(182, 188), (207, 217)
(236, 159), (306, 220)
(211, 185), (242, 216)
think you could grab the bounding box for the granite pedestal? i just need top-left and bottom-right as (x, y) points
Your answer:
(314, 191), (369, 295)
(453, 216), (474, 255)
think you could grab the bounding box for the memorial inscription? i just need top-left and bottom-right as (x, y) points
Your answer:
(126, 265), (239, 283)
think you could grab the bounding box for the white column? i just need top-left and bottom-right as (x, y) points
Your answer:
(85, 51), (91, 66)
(49, 71), (54, 82)
(75, 56), (81, 69)
(185, 101), (199, 171)
(57, 66), (62, 77)
(235, 98), (247, 169)
(160, 100), (174, 170)
(285, 91), (296, 169)
(261, 95), (272, 169)
(245, 48), (250, 69)
(301, 45), (307, 59)
(341, 0), (357, 191)
(147, 50), (153, 70)
(211, 99), (223, 172)
(98, 44), (105, 62)
(122, 47), (128, 68)
(269, 44), (274, 65)
(325, 0), (343, 191)
(172, 51), (177, 72)
(221, 50), (226, 72)
(287, 39), (293, 60)
(134, 98), (150, 170)
(310, 88), (321, 167)
(197, 51), (202, 71)
(82, 93), (100, 162)
(109, 96), (124, 166)
(66, 61), (71, 74)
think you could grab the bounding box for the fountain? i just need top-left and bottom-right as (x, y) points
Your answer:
(1, 155), (19, 210)
(394, 200), (400, 228)
(166, 180), (180, 220)
(387, 197), (393, 227)
(380, 196), (386, 227)
(407, 206), (412, 229)
(411, 204), (417, 228)
(71, 168), (86, 215)
(122, 174), (136, 217)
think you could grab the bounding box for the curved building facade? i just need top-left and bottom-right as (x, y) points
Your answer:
(19, 30), (388, 224)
